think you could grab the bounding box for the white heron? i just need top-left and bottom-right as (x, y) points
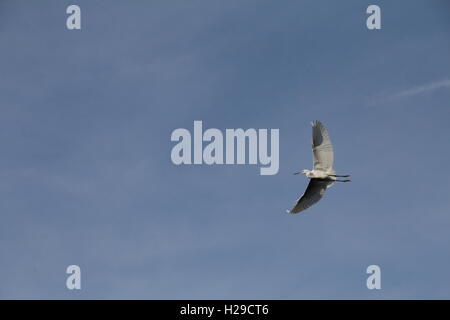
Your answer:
(287, 120), (350, 214)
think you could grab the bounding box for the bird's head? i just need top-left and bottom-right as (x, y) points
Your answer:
(294, 169), (310, 175)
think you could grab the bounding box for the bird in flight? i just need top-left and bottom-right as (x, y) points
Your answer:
(287, 120), (350, 214)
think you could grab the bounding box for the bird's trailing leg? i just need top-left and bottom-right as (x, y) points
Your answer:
(330, 174), (350, 177)
(335, 179), (351, 182)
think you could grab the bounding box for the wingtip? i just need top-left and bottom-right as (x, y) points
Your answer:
(311, 120), (322, 127)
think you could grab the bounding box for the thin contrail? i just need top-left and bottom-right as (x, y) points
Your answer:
(391, 79), (450, 99)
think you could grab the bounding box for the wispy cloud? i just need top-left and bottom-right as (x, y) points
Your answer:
(369, 79), (450, 105)
(391, 79), (450, 99)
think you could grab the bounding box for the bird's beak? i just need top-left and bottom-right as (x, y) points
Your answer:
(294, 171), (301, 175)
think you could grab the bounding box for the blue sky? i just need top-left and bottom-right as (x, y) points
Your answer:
(0, 0), (450, 299)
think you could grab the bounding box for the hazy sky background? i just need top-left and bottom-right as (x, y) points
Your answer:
(1, 0), (450, 299)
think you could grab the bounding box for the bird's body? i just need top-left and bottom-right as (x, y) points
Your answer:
(287, 121), (350, 214)
(302, 169), (335, 179)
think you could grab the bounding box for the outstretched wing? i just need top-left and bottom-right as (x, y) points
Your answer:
(287, 179), (332, 214)
(311, 120), (334, 172)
